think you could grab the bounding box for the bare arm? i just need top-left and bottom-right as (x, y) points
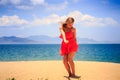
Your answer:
(59, 26), (69, 43)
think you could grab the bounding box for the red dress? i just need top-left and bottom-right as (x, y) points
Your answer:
(59, 30), (78, 56)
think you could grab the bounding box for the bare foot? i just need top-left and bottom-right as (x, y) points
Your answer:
(68, 73), (72, 77)
(71, 74), (81, 79)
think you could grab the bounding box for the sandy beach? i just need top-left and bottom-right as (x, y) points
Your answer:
(0, 61), (120, 80)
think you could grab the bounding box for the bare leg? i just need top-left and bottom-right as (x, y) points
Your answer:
(68, 52), (76, 77)
(63, 54), (72, 76)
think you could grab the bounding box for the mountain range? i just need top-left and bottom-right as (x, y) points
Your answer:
(0, 35), (117, 44)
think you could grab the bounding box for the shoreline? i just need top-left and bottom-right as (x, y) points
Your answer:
(0, 61), (120, 80)
(0, 60), (119, 64)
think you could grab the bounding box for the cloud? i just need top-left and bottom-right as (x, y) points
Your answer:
(67, 11), (118, 27)
(0, 11), (118, 27)
(31, 10), (118, 27)
(0, 0), (8, 5)
(30, 0), (45, 6)
(0, 0), (21, 5)
(31, 14), (60, 26)
(73, 0), (79, 3)
(16, 5), (33, 10)
(0, 15), (28, 27)
(0, 0), (68, 10)
(10, 0), (21, 5)
(45, 1), (68, 11)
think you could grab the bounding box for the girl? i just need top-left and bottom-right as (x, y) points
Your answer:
(59, 17), (78, 77)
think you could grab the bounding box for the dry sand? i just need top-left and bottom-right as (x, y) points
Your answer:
(0, 61), (120, 80)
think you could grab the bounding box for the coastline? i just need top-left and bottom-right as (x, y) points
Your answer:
(0, 61), (120, 80)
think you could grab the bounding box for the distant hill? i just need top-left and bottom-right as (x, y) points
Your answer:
(0, 36), (39, 44)
(27, 35), (107, 44)
(0, 35), (116, 44)
(27, 35), (61, 44)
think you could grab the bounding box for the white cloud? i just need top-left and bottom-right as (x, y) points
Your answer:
(45, 1), (68, 11)
(30, 14), (60, 26)
(0, 15), (28, 26)
(10, 0), (21, 5)
(0, 11), (118, 27)
(16, 5), (33, 10)
(0, 0), (21, 5)
(0, 0), (68, 10)
(67, 10), (118, 27)
(29, 10), (118, 27)
(73, 0), (79, 3)
(0, 0), (7, 5)
(30, 0), (45, 5)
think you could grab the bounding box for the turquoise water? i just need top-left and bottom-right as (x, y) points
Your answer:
(0, 44), (120, 63)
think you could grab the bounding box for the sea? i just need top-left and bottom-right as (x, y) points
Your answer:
(0, 44), (120, 63)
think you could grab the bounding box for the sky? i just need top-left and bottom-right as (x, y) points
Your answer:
(0, 0), (120, 42)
